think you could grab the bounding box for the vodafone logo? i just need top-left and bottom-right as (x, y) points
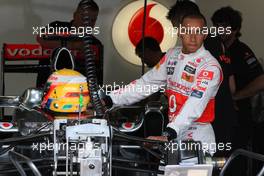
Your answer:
(198, 70), (214, 80)
(202, 71), (209, 77)
(121, 122), (135, 130)
(0, 122), (13, 129)
(112, 0), (177, 65)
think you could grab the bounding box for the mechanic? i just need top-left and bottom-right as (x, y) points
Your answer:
(135, 37), (166, 107)
(212, 6), (264, 175)
(135, 37), (168, 137)
(104, 13), (223, 154)
(36, 0), (103, 87)
(167, 0), (237, 158)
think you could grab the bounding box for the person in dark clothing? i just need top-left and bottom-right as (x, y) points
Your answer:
(111, 38), (168, 176)
(212, 6), (264, 175)
(135, 37), (167, 137)
(36, 0), (103, 87)
(135, 37), (166, 106)
(204, 36), (237, 156)
(167, 0), (238, 156)
(135, 37), (165, 68)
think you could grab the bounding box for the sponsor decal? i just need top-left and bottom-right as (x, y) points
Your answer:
(167, 60), (177, 74)
(169, 94), (177, 113)
(48, 76), (58, 81)
(191, 90), (204, 99)
(219, 55), (231, 64)
(63, 104), (72, 110)
(188, 61), (198, 68)
(122, 122), (135, 130)
(3, 44), (99, 61)
(184, 65), (196, 74)
(168, 60), (177, 66)
(198, 70), (214, 80)
(167, 78), (191, 92)
(188, 126), (197, 130)
(181, 72), (194, 82)
(4, 44), (52, 59)
(196, 79), (209, 91)
(195, 58), (203, 64)
(167, 67), (175, 75)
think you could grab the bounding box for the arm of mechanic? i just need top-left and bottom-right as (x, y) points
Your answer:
(229, 75), (236, 95)
(107, 55), (168, 106)
(233, 74), (264, 100)
(166, 65), (222, 137)
(229, 75), (240, 110)
(232, 48), (264, 100)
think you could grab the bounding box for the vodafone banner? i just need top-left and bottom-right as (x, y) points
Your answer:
(112, 0), (177, 66)
(3, 44), (52, 60)
(2, 44), (99, 62)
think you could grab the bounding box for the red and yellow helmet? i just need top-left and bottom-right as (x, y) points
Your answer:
(42, 69), (90, 113)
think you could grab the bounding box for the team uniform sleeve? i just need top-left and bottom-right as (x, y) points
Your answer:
(167, 64), (222, 134)
(109, 55), (168, 106)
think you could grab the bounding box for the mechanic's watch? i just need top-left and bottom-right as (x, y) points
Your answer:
(162, 127), (177, 141)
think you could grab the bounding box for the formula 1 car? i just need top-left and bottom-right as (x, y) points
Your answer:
(1, 82), (264, 176)
(1, 0), (264, 175)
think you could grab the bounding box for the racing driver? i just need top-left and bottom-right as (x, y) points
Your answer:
(104, 13), (223, 153)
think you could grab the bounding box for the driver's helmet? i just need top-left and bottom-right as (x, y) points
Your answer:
(41, 69), (90, 113)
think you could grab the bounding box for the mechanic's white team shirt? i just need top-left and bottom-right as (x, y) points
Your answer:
(109, 46), (223, 135)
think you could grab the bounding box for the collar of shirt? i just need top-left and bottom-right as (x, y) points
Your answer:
(178, 45), (206, 61)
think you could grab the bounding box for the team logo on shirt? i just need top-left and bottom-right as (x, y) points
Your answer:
(184, 65), (196, 74)
(168, 60), (177, 66)
(219, 55), (231, 64)
(191, 89), (204, 99)
(167, 60), (177, 75)
(196, 79), (209, 91)
(195, 58), (203, 64)
(167, 78), (191, 93)
(181, 72), (194, 82)
(167, 67), (175, 75)
(188, 61), (198, 68)
(198, 70), (214, 80)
